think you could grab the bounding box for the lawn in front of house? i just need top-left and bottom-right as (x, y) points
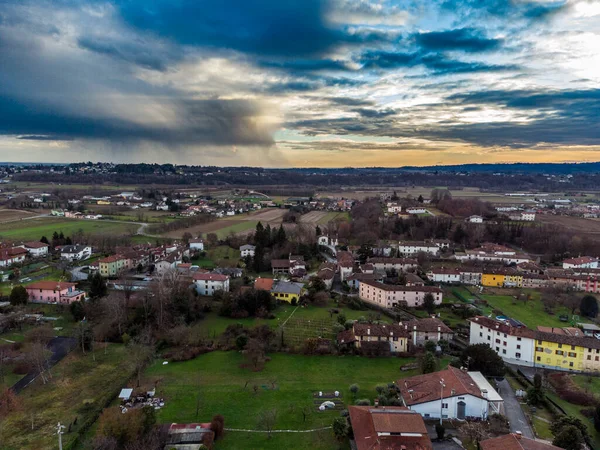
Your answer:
(144, 351), (448, 450)
(191, 245), (241, 269)
(0, 344), (137, 450)
(478, 294), (579, 329)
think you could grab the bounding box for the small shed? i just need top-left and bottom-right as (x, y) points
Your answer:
(119, 388), (133, 401)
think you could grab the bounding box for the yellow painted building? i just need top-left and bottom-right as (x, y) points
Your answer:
(270, 280), (304, 304)
(503, 273), (523, 288)
(99, 255), (130, 278)
(582, 346), (600, 372)
(534, 333), (585, 371)
(481, 273), (505, 287)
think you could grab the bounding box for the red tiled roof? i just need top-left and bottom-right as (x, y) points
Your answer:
(349, 406), (432, 450)
(24, 241), (49, 249)
(99, 254), (127, 263)
(25, 281), (77, 291)
(193, 273), (229, 282)
(271, 259), (291, 268)
(399, 366), (484, 406)
(401, 318), (453, 334)
(480, 434), (561, 450)
(254, 277), (274, 291)
(563, 256), (598, 265)
(468, 316), (535, 338)
(361, 280), (442, 293)
(353, 323), (409, 338)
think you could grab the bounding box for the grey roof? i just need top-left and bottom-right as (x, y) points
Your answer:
(240, 244), (256, 251)
(271, 281), (304, 295)
(60, 245), (89, 253)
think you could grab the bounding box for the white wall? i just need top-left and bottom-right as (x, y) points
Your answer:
(408, 395), (489, 420)
(469, 321), (535, 367)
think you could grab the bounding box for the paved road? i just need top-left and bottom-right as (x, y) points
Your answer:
(496, 378), (534, 439)
(11, 336), (77, 394)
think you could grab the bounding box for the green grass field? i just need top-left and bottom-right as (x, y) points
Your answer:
(145, 351), (446, 450)
(479, 294), (578, 329)
(195, 300), (391, 339)
(571, 374), (600, 395)
(191, 245), (241, 269)
(215, 221), (259, 239)
(0, 344), (137, 450)
(0, 218), (138, 241)
(316, 212), (350, 225)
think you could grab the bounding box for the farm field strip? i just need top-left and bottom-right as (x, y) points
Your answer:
(0, 217), (138, 240)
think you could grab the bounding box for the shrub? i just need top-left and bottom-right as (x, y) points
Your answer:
(435, 424), (445, 440)
(355, 399), (370, 406)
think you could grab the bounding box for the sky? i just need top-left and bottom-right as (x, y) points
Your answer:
(0, 0), (599, 167)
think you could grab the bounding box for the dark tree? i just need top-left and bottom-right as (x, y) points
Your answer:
(460, 344), (505, 377)
(552, 425), (583, 450)
(69, 300), (86, 321)
(423, 293), (436, 314)
(580, 295), (598, 318)
(550, 416), (589, 440)
(89, 272), (108, 299)
(40, 236), (50, 245)
(315, 225), (321, 236)
(9, 285), (28, 306)
(420, 351), (437, 374)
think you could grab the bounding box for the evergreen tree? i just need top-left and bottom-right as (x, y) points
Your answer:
(552, 425), (583, 450)
(417, 195), (424, 203)
(89, 272), (107, 299)
(40, 236), (49, 245)
(276, 225), (286, 245)
(580, 295), (598, 318)
(420, 351), (437, 374)
(315, 225), (321, 236)
(9, 285), (28, 306)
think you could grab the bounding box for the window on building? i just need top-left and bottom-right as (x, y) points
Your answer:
(517, 345), (521, 350)
(517, 337), (522, 341)
(568, 352), (577, 358)
(516, 353), (521, 358)
(480, 332), (483, 337)
(502, 349), (506, 354)
(571, 345), (575, 350)
(588, 355), (592, 360)
(558, 343), (562, 349)
(556, 350), (564, 356)
(569, 362), (574, 367)
(537, 340), (542, 345)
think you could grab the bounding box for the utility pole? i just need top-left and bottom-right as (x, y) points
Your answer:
(56, 422), (65, 450)
(439, 378), (445, 426)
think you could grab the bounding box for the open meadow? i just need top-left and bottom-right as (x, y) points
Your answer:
(144, 351), (446, 450)
(0, 218), (138, 241)
(0, 344), (137, 450)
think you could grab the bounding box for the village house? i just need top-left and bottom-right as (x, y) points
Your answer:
(59, 245), (92, 261)
(345, 272), (384, 290)
(428, 267), (461, 284)
(316, 263), (336, 289)
(26, 281), (86, 304)
(271, 254), (306, 277)
(348, 406), (432, 450)
(98, 254), (130, 278)
(399, 366), (504, 420)
(459, 267), (483, 285)
(404, 272), (425, 286)
(359, 281), (442, 308)
(400, 318), (454, 347)
(21, 241), (49, 258)
(455, 243), (530, 265)
(397, 241), (439, 256)
(254, 277), (274, 292)
(480, 434), (561, 450)
(188, 239), (204, 251)
(239, 244), (256, 257)
(0, 247), (27, 267)
(193, 273), (230, 296)
(338, 322), (410, 354)
(317, 234), (338, 247)
(336, 251), (355, 281)
(270, 280), (304, 304)
(562, 256), (598, 269)
(368, 257), (418, 273)
(467, 215), (484, 223)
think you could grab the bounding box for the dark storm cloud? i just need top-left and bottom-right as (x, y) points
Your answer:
(77, 35), (182, 71)
(439, 0), (568, 21)
(0, 95), (274, 146)
(260, 59), (352, 72)
(118, 0), (343, 57)
(414, 28), (502, 53)
(353, 108), (396, 118)
(359, 50), (518, 75)
(0, 28), (273, 146)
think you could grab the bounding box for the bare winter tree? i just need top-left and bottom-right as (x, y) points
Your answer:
(27, 343), (52, 384)
(257, 409), (277, 439)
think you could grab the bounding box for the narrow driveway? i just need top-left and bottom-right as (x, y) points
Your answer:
(496, 378), (534, 439)
(11, 336), (77, 394)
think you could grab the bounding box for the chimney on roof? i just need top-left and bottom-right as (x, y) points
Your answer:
(515, 431), (522, 440)
(374, 399), (379, 408)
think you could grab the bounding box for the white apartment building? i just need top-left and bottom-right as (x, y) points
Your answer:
(563, 256), (599, 270)
(428, 268), (461, 284)
(397, 241), (439, 256)
(387, 203), (403, 214)
(468, 316), (535, 367)
(359, 281), (442, 308)
(368, 257), (418, 273)
(193, 273), (230, 296)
